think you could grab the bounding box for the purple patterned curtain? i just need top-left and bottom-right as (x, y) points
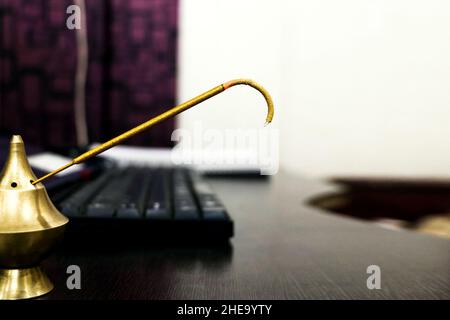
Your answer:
(0, 0), (178, 148)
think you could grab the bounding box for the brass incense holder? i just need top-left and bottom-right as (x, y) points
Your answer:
(0, 136), (68, 299)
(0, 79), (274, 300)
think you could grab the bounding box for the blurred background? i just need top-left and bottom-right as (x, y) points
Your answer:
(1, 0), (449, 179)
(179, 0), (450, 179)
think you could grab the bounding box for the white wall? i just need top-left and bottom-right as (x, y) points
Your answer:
(178, 0), (450, 178)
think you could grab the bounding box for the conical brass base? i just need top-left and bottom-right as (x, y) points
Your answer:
(0, 267), (53, 300)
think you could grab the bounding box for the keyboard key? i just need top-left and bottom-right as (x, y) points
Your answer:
(60, 171), (114, 217)
(173, 169), (199, 220)
(145, 169), (170, 219)
(117, 168), (151, 219)
(189, 172), (227, 220)
(86, 169), (134, 218)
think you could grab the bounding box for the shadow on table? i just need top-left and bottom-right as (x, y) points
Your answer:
(308, 177), (450, 238)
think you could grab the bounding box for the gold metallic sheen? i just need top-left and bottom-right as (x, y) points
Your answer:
(0, 267), (53, 300)
(0, 136), (68, 299)
(32, 78), (274, 184)
(222, 78), (274, 124)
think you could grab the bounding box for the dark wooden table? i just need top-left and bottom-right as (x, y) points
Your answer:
(43, 172), (450, 299)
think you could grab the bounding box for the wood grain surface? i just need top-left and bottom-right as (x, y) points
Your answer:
(42, 172), (450, 299)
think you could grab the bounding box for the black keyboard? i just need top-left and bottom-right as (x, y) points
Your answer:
(50, 167), (234, 244)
